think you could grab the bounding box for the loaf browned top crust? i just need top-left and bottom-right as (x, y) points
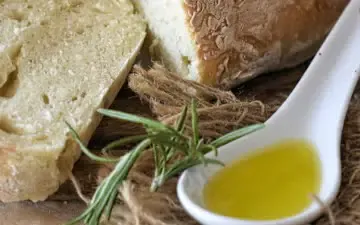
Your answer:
(183, 0), (348, 89)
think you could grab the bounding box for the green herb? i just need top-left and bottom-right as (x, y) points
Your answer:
(64, 99), (264, 225)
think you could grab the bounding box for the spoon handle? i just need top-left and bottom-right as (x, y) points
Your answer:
(268, 0), (360, 131)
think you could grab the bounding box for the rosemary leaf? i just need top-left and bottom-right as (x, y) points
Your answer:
(149, 134), (188, 153)
(152, 157), (224, 191)
(196, 150), (206, 165)
(101, 134), (149, 154)
(152, 144), (160, 172)
(64, 182), (105, 225)
(163, 106), (188, 162)
(210, 123), (265, 148)
(191, 99), (199, 145)
(162, 105), (188, 160)
(175, 105), (188, 132)
(202, 158), (225, 167)
(65, 121), (119, 163)
(64, 139), (151, 225)
(196, 139), (204, 152)
(104, 190), (118, 220)
(202, 144), (219, 156)
(97, 109), (174, 133)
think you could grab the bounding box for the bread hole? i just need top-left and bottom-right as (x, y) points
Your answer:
(42, 94), (50, 105)
(0, 70), (19, 98)
(132, 6), (140, 15)
(27, 5), (33, 9)
(0, 55), (16, 88)
(81, 92), (86, 98)
(34, 135), (48, 141)
(182, 56), (191, 67)
(0, 45), (22, 98)
(0, 118), (23, 135)
(7, 10), (26, 22)
(75, 27), (84, 35)
(71, 96), (78, 102)
(104, 23), (109, 28)
(40, 20), (49, 26)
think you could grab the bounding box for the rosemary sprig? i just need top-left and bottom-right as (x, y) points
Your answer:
(64, 99), (264, 225)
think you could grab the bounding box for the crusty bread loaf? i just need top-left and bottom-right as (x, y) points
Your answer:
(132, 0), (348, 89)
(0, 0), (146, 202)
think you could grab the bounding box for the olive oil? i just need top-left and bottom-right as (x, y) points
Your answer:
(203, 139), (321, 220)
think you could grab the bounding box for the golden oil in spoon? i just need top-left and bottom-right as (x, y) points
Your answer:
(203, 139), (321, 220)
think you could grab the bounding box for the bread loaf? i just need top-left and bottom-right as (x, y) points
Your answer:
(0, 0), (146, 202)
(132, 0), (348, 89)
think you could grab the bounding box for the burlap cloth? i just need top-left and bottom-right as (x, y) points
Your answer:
(0, 59), (359, 225)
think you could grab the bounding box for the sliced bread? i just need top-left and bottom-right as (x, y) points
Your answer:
(0, 0), (146, 202)
(132, 0), (347, 89)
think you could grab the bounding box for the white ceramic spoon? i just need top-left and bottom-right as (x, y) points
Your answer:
(177, 1), (360, 225)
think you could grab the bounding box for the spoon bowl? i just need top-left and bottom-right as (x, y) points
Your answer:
(177, 1), (360, 224)
(177, 125), (340, 225)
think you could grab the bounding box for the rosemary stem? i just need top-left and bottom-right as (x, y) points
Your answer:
(65, 101), (265, 225)
(65, 121), (119, 163)
(101, 134), (149, 154)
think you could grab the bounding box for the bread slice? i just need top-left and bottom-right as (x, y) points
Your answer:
(0, 0), (146, 202)
(132, 0), (347, 89)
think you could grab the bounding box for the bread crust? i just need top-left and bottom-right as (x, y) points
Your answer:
(182, 0), (348, 89)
